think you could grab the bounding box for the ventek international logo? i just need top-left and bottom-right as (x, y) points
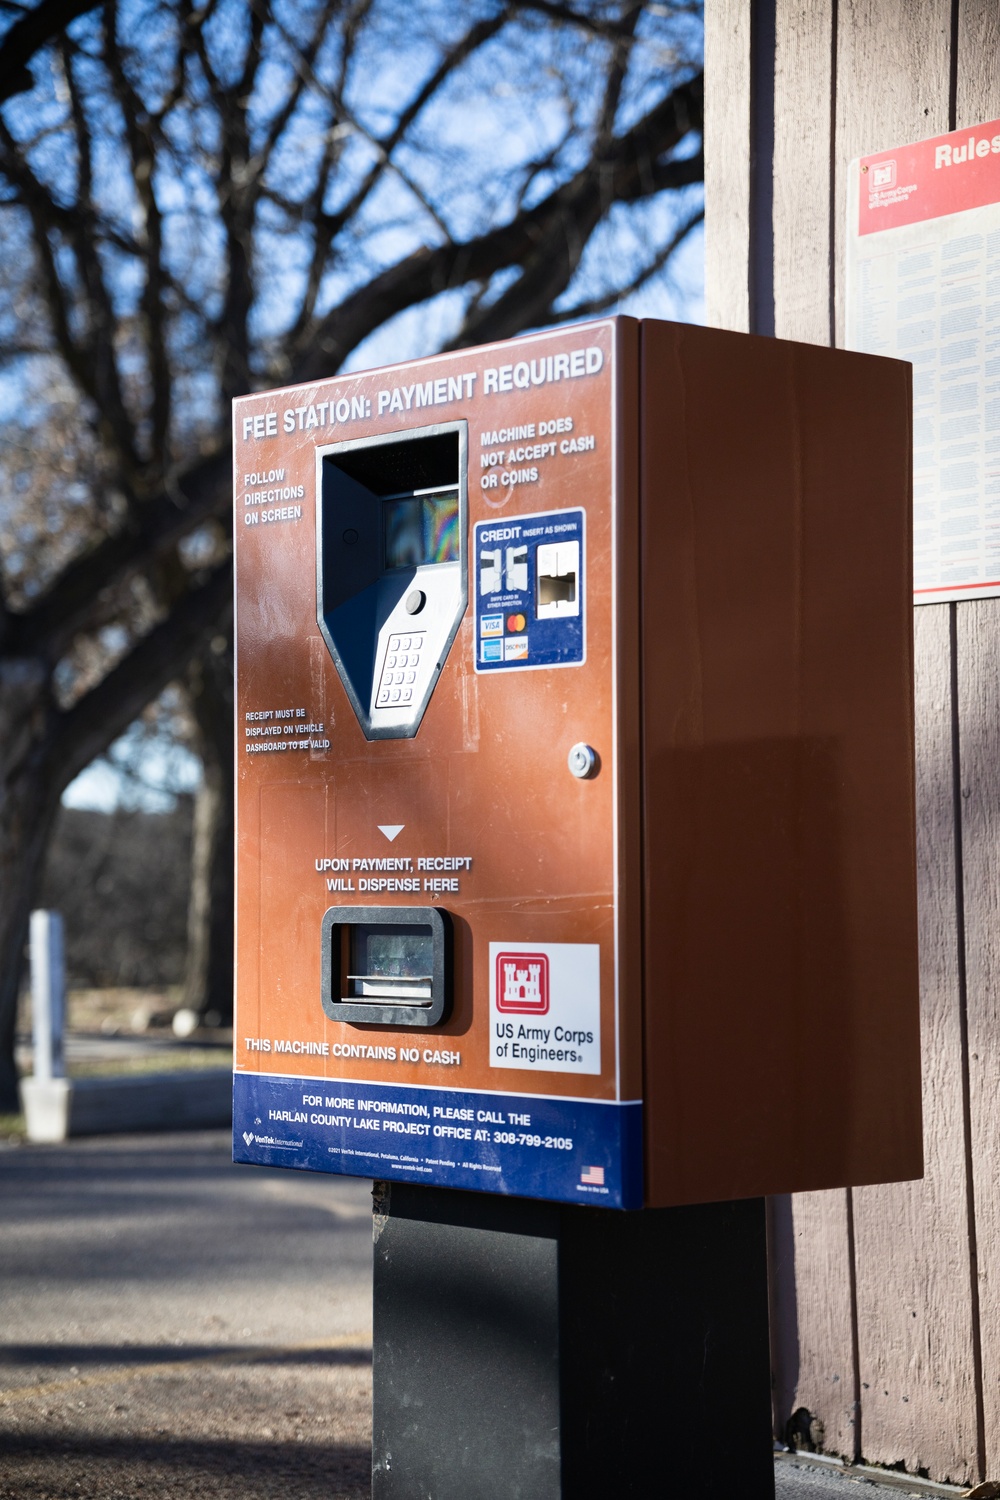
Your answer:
(495, 951), (549, 1014)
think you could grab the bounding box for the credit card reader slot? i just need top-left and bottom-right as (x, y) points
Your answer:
(321, 905), (451, 1028)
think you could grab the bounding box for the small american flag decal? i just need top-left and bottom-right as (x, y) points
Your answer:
(580, 1165), (605, 1185)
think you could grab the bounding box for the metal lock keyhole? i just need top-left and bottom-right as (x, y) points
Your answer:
(567, 743), (598, 779)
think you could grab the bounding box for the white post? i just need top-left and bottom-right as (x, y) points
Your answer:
(29, 910), (65, 1081)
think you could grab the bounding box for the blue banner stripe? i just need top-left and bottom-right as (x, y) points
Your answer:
(233, 1073), (643, 1209)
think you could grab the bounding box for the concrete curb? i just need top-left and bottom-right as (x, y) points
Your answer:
(20, 1071), (232, 1141)
(775, 1452), (967, 1498)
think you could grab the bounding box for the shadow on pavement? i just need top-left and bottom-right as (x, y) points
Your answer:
(0, 1342), (372, 1370)
(0, 1432), (371, 1500)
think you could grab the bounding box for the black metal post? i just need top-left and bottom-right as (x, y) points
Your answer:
(372, 1183), (774, 1499)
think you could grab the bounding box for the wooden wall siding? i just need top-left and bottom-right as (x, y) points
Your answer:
(852, 604), (978, 1483)
(959, 602), (1000, 1472)
(767, 1190), (859, 1459)
(704, 0), (1000, 1484)
(955, 12), (1000, 1471)
(703, 4), (751, 332)
(772, 0), (834, 347)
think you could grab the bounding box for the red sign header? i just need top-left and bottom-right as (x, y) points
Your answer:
(859, 118), (1000, 235)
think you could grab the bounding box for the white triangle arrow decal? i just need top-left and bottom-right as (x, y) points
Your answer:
(378, 824), (405, 842)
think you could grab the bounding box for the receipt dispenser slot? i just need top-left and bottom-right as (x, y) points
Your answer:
(321, 905), (451, 1028)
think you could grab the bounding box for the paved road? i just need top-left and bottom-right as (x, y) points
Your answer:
(0, 1129), (373, 1498)
(0, 1128), (954, 1499)
(775, 1461), (960, 1500)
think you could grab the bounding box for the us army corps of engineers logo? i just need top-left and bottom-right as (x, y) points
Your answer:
(495, 951), (550, 1015)
(489, 941), (601, 1075)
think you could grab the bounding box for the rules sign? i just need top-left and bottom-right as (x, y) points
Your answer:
(847, 119), (1000, 602)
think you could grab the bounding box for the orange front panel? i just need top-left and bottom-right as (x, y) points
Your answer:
(233, 319), (644, 1208)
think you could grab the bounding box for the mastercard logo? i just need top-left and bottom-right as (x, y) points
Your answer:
(506, 614), (526, 633)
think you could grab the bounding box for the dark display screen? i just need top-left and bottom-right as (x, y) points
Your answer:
(384, 488), (459, 570)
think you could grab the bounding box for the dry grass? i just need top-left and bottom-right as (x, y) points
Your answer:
(0, 1113), (27, 1142)
(8, 988), (233, 1139)
(68, 1047), (231, 1078)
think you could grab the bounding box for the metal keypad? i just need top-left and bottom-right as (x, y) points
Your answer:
(376, 633), (426, 707)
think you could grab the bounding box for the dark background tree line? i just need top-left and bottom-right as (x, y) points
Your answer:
(41, 800), (193, 991)
(0, 0), (703, 1109)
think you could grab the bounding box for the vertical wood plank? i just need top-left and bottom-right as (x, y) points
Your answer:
(852, 605), (979, 1484)
(833, 6), (978, 1482)
(832, 0), (952, 346)
(772, 2), (834, 346)
(768, 8), (859, 1459)
(770, 1189), (859, 1458)
(957, 600), (1000, 1478)
(703, 0), (751, 330)
(953, 19), (1000, 1478)
(955, 2), (1000, 127)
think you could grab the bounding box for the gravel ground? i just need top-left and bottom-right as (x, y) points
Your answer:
(0, 1128), (373, 1498)
(0, 1127), (952, 1499)
(775, 1458), (961, 1500)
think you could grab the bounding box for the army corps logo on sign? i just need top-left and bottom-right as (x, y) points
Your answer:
(489, 941), (600, 1075)
(870, 158), (896, 190)
(495, 952), (550, 1015)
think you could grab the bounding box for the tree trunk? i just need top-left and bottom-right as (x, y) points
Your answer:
(0, 564), (232, 1104)
(0, 662), (61, 1111)
(182, 637), (234, 1024)
(181, 759), (234, 1023)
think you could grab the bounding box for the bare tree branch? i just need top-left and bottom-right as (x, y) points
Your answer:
(299, 70), (703, 374)
(4, 57), (702, 664)
(545, 203), (704, 322)
(105, 0), (171, 460)
(0, 0), (97, 100)
(243, 0), (337, 207)
(0, 114), (103, 407)
(58, 29), (140, 474)
(8, 446), (231, 658)
(46, 557), (231, 793)
(281, 7), (509, 360)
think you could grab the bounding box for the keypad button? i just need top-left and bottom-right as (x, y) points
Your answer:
(387, 655), (397, 668)
(391, 688), (401, 702)
(405, 670), (416, 683)
(378, 689), (390, 705)
(401, 688), (413, 703)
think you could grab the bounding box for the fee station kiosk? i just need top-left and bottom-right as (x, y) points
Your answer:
(233, 318), (920, 1498)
